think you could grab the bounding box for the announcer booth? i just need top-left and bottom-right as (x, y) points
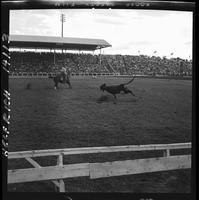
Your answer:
(9, 34), (112, 76)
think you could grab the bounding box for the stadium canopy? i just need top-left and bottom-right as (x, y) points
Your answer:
(9, 35), (112, 51)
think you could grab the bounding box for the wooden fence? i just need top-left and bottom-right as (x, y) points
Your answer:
(8, 142), (191, 192)
(9, 72), (192, 80)
(9, 72), (117, 78)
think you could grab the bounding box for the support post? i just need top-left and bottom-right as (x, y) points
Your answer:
(54, 49), (56, 65)
(163, 149), (170, 157)
(99, 48), (102, 69)
(57, 153), (65, 192)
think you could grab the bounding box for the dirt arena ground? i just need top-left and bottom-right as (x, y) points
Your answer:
(8, 76), (192, 192)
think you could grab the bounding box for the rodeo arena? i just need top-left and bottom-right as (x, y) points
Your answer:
(8, 33), (192, 192)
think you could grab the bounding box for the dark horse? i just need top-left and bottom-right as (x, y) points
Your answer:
(49, 73), (72, 89)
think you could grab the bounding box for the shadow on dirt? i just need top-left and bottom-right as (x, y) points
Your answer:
(96, 94), (140, 104)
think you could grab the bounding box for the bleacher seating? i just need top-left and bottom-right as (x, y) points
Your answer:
(10, 51), (192, 76)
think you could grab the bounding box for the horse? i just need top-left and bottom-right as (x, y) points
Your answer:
(49, 73), (72, 90)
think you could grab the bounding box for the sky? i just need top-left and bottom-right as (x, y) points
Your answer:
(10, 9), (193, 59)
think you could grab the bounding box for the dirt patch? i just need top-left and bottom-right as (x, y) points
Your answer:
(25, 83), (32, 90)
(96, 94), (115, 103)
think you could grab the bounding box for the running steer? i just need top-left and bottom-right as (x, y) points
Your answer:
(100, 76), (136, 99)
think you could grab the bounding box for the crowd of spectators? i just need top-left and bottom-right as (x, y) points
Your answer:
(10, 51), (192, 76)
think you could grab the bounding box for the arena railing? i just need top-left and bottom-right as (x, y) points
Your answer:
(8, 142), (191, 192)
(9, 72), (118, 77)
(9, 72), (192, 79)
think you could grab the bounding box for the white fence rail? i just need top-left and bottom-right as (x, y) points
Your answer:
(90, 155), (191, 179)
(8, 143), (191, 192)
(9, 142), (191, 159)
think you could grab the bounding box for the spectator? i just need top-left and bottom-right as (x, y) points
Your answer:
(10, 51), (192, 76)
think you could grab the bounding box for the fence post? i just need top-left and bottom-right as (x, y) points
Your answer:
(163, 149), (170, 157)
(57, 153), (65, 192)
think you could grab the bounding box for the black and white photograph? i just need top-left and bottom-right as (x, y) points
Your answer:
(5, 1), (194, 195)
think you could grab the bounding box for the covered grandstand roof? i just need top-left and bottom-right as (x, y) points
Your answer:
(10, 35), (112, 51)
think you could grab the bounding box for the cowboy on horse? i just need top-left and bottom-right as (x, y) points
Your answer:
(49, 65), (72, 89)
(60, 66), (67, 83)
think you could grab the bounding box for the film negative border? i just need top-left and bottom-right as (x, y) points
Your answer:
(1, 8), (10, 158)
(1, 0), (195, 11)
(1, 6), (10, 200)
(2, 1), (196, 200)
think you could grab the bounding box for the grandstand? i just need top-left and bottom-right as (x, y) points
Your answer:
(9, 35), (192, 77)
(9, 34), (112, 75)
(10, 35), (111, 51)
